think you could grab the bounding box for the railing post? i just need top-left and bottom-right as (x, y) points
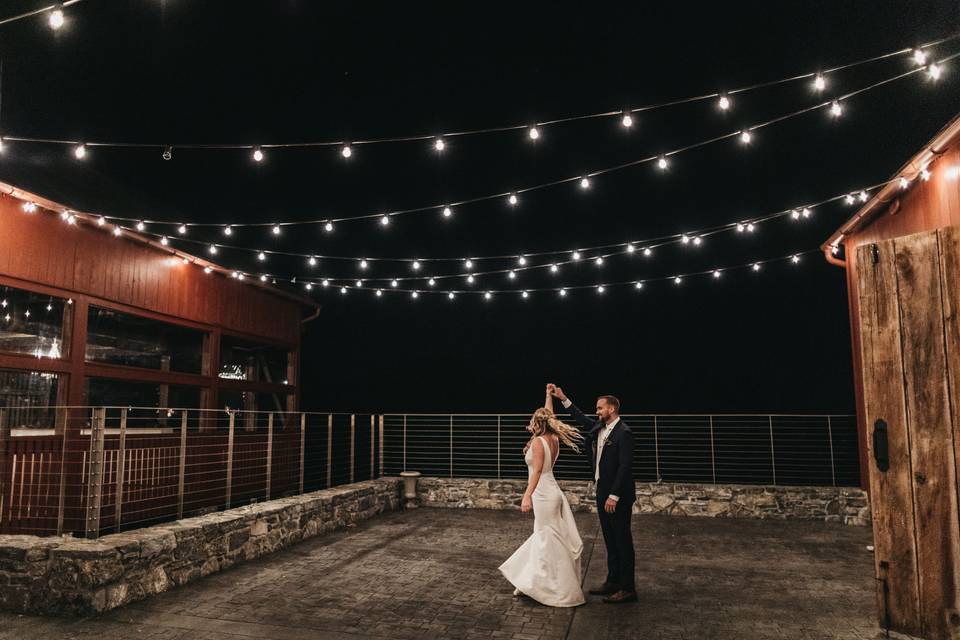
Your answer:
(114, 408), (127, 532)
(369, 415), (375, 480)
(497, 415), (501, 480)
(0, 409), (7, 526)
(350, 414), (355, 484)
(299, 413), (306, 494)
(265, 412), (274, 501)
(709, 415), (716, 485)
(378, 415), (384, 478)
(177, 410), (188, 519)
(402, 414), (407, 472)
(827, 415), (837, 487)
(653, 415), (661, 482)
(84, 408), (106, 539)
(449, 415), (454, 478)
(768, 415), (777, 485)
(225, 410), (235, 509)
(56, 411), (69, 535)
(326, 414), (333, 488)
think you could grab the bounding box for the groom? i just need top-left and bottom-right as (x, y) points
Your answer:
(549, 384), (637, 604)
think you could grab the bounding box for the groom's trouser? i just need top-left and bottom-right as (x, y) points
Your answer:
(597, 497), (635, 592)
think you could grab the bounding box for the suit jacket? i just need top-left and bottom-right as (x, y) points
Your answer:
(566, 402), (636, 504)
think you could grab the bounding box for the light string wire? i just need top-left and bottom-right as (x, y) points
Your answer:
(85, 50), (956, 230)
(117, 176), (897, 285)
(0, 0), (85, 28)
(308, 248), (822, 296)
(0, 29), (956, 150)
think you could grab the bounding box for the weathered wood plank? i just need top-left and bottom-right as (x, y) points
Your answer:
(855, 240), (922, 635)
(894, 230), (960, 640)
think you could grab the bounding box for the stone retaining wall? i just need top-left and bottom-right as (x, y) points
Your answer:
(0, 478), (401, 615)
(416, 478), (870, 525)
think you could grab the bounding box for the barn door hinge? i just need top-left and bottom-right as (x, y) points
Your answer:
(870, 244), (880, 264)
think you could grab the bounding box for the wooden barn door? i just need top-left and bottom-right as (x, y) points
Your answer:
(857, 226), (960, 640)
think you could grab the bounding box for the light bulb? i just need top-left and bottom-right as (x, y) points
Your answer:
(621, 112), (633, 128)
(74, 144), (87, 159)
(412, 260), (421, 271)
(411, 291), (419, 299)
(224, 225), (233, 236)
(740, 130), (752, 144)
(634, 281), (643, 290)
(484, 291), (492, 300)
(595, 256), (604, 266)
(559, 289), (567, 297)
(252, 147), (264, 162)
(597, 285), (605, 294)
(657, 156), (668, 170)
(572, 251), (581, 261)
(94, 215), (104, 225)
(752, 263), (761, 271)
(360, 259), (368, 270)
(580, 177), (591, 189)
(160, 236), (169, 246)
(21, 202), (37, 213)
(550, 264), (559, 273)
(465, 259), (473, 270)
(340, 287), (347, 294)
(448, 292), (455, 300)
(208, 244), (217, 255)
(204, 267), (212, 274)
(258, 251), (266, 261)
(693, 236), (703, 246)
(522, 291), (529, 299)
(791, 254), (801, 264)
(467, 275), (475, 284)
(178, 224), (187, 235)
(746, 223), (755, 232)
(830, 100), (842, 117)
(681, 235), (691, 244)
(718, 94), (730, 110)
(508, 194), (518, 206)
(802, 208), (812, 218)
(260, 275), (268, 282)
(674, 276), (682, 285)
(845, 194), (855, 205)
(434, 138), (446, 151)
(928, 64), (942, 81)
(322, 279), (330, 287)
(791, 210), (801, 220)
(528, 126), (540, 140)
(324, 221), (334, 233)
(305, 282), (312, 290)
(508, 270), (517, 280)
(428, 278), (436, 286)
(626, 244), (635, 254)
(913, 49), (927, 65)
(136, 221), (146, 231)
(517, 255), (527, 265)
(341, 145), (352, 158)
(442, 206), (453, 218)
(49, 8), (64, 29)
(308, 256), (317, 266)
(643, 247), (652, 257)
(66, 214), (76, 225)
(237, 273), (245, 280)
(713, 270), (721, 278)
(355, 280), (363, 287)
(813, 73), (826, 91)
(859, 190), (869, 202)
(272, 224), (281, 235)
(380, 214), (390, 226)
(113, 226), (122, 237)
(376, 289), (383, 297)
(920, 168), (931, 181)
(736, 223), (745, 232)
(900, 177), (910, 189)
(391, 279), (399, 288)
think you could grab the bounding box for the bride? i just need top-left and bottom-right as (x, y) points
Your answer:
(498, 385), (586, 607)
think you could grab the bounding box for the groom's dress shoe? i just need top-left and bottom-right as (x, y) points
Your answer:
(602, 590), (638, 604)
(588, 583), (618, 596)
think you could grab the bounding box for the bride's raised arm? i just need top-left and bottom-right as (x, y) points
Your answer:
(544, 384), (555, 412)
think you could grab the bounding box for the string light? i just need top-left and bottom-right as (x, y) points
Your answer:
(717, 94), (731, 110)
(324, 221), (334, 233)
(464, 259), (474, 270)
(830, 100), (843, 117)
(634, 281), (643, 290)
(391, 279), (399, 288)
(674, 276), (682, 285)
(518, 256), (527, 266)
(21, 202), (37, 213)
(442, 206), (453, 218)
(626, 244), (635, 254)
(272, 224), (281, 235)
(380, 214), (391, 226)
(508, 270), (517, 280)
(790, 210), (801, 220)
(752, 262), (762, 271)
(913, 49), (928, 65)
(359, 259), (369, 270)
(559, 289), (567, 297)
(845, 194), (856, 205)
(813, 73), (826, 91)
(356, 280), (363, 287)
(135, 221), (146, 231)
(928, 64), (942, 80)
(644, 248), (653, 257)
(340, 287), (347, 294)
(595, 257), (604, 266)
(433, 138), (446, 152)
(621, 112), (634, 128)
(258, 251), (266, 261)
(49, 7), (64, 30)
(572, 251), (581, 261)
(508, 194), (518, 206)
(376, 289), (383, 297)
(428, 278), (436, 286)
(260, 274), (268, 282)
(223, 225), (233, 236)
(580, 177), (591, 189)
(252, 147), (264, 162)
(160, 236), (169, 245)
(341, 145), (353, 158)
(528, 126), (540, 140)
(550, 264), (559, 273)
(597, 285), (605, 294)
(204, 266), (212, 274)
(713, 270), (722, 278)
(178, 224), (187, 235)
(920, 168), (931, 181)
(112, 226), (122, 237)
(791, 254), (801, 263)
(411, 291), (419, 299)
(657, 156), (668, 170)
(900, 177), (910, 189)
(448, 292), (455, 300)
(858, 190), (869, 202)
(467, 275), (476, 284)
(412, 260), (422, 271)
(740, 130), (752, 144)
(74, 144), (87, 159)
(208, 244), (217, 255)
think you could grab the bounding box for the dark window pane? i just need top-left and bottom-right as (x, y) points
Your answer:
(0, 285), (67, 359)
(0, 368), (62, 430)
(217, 389), (294, 429)
(85, 378), (202, 427)
(86, 307), (205, 374)
(219, 336), (289, 383)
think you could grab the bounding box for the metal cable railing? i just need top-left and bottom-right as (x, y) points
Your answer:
(381, 413), (860, 487)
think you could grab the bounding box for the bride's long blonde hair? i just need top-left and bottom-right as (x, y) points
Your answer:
(524, 407), (584, 454)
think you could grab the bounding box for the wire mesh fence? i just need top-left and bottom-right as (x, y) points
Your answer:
(381, 413), (860, 487)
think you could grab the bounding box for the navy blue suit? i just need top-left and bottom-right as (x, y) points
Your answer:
(566, 401), (636, 592)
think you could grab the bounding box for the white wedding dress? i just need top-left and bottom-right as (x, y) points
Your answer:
(499, 435), (586, 607)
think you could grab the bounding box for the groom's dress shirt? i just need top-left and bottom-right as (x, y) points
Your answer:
(561, 399), (620, 502)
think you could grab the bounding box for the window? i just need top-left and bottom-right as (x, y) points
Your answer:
(219, 335), (289, 384)
(0, 368), (64, 432)
(86, 307), (206, 374)
(0, 285), (67, 359)
(85, 378), (203, 428)
(218, 389), (295, 429)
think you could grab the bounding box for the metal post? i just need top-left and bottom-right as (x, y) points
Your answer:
(114, 408), (127, 532)
(225, 410), (235, 509)
(497, 415), (501, 480)
(827, 415), (837, 487)
(768, 415), (777, 486)
(653, 415), (661, 482)
(56, 410), (69, 535)
(299, 413), (306, 494)
(350, 414), (355, 484)
(177, 410), (187, 519)
(369, 415), (375, 480)
(84, 408), (106, 539)
(265, 412), (274, 501)
(449, 415), (454, 478)
(402, 414), (407, 472)
(709, 415), (716, 485)
(326, 414), (332, 488)
(378, 415), (384, 478)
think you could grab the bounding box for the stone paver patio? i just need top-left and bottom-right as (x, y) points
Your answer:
(1, 508), (880, 639)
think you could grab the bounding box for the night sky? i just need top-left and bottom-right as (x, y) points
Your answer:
(0, 1), (958, 413)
